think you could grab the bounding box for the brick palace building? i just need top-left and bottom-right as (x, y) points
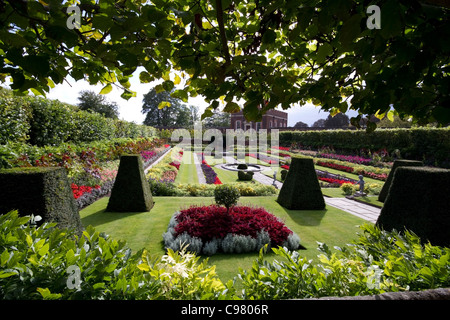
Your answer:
(230, 109), (288, 131)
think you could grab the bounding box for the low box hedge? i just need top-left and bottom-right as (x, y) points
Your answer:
(106, 154), (155, 212)
(376, 166), (450, 247)
(378, 159), (423, 202)
(0, 167), (83, 234)
(277, 157), (325, 210)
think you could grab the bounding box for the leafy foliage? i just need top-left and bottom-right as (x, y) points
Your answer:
(0, 211), (233, 300)
(77, 90), (119, 119)
(239, 224), (450, 299)
(142, 88), (197, 127)
(0, 1), (449, 127)
(214, 184), (240, 211)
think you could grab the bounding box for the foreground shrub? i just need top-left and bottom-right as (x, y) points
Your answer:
(239, 224), (450, 299)
(0, 211), (232, 300)
(163, 205), (301, 255)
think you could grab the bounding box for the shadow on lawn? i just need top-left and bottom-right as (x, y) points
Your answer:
(280, 206), (328, 227)
(81, 208), (146, 228)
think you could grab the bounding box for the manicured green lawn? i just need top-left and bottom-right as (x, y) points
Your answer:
(174, 150), (199, 184)
(80, 196), (370, 284)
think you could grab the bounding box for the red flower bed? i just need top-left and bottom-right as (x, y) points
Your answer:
(318, 177), (355, 186)
(316, 161), (354, 173)
(169, 161), (180, 170)
(71, 183), (100, 199)
(174, 205), (293, 246)
(272, 146), (290, 151)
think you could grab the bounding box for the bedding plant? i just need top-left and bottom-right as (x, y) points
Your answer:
(163, 185), (300, 256)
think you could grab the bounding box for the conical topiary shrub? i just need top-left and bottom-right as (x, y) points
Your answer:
(106, 154), (154, 212)
(378, 159), (423, 202)
(277, 157), (325, 210)
(0, 167), (83, 234)
(376, 166), (450, 247)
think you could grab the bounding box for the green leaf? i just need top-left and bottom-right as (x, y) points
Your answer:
(0, 271), (17, 279)
(121, 89), (136, 100)
(262, 29), (277, 45)
(201, 108), (214, 120)
(158, 101), (171, 109)
(223, 102), (241, 113)
(99, 84), (113, 95)
(37, 287), (62, 300)
(171, 89), (188, 102)
(316, 43), (333, 64)
(162, 80), (174, 92)
(339, 14), (363, 47)
(38, 243), (49, 257)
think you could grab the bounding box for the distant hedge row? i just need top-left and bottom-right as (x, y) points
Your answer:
(0, 88), (156, 146)
(279, 128), (450, 168)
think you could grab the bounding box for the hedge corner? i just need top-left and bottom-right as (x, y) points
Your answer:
(376, 166), (450, 247)
(276, 157), (325, 210)
(378, 159), (423, 203)
(106, 154), (155, 212)
(0, 166), (83, 235)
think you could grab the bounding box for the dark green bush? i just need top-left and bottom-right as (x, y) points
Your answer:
(0, 89), (32, 144)
(237, 163), (248, 169)
(107, 155), (154, 212)
(376, 166), (450, 247)
(238, 170), (254, 181)
(277, 157), (325, 210)
(280, 169), (288, 181)
(214, 184), (240, 211)
(0, 167), (83, 234)
(378, 159), (423, 202)
(28, 97), (75, 146)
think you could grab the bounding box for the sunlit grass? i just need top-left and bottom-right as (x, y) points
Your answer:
(80, 196), (369, 284)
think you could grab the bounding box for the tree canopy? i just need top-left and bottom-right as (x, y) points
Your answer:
(1, 0), (449, 131)
(142, 87), (197, 127)
(77, 90), (119, 119)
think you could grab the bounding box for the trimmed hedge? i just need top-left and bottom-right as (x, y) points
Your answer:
(0, 88), (156, 146)
(238, 170), (254, 181)
(0, 167), (83, 234)
(277, 157), (325, 210)
(378, 160), (423, 202)
(376, 167), (450, 247)
(107, 155), (154, 212)
(280, 128), (450, 168)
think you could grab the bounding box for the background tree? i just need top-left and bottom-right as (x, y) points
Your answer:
(142, 88), (196, 128)
(294, 121), (309, 128)
(312, 119), (326, 128)
(77, 90), (119, 119)
(203, 112), (231, 128)
(324, 113), (350, 128)
(378, 115), (413, 128)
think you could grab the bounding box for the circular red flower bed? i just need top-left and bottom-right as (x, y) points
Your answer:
(174, 205), (294, 247)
